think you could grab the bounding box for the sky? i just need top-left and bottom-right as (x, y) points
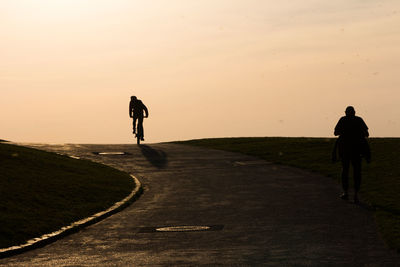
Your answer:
(1, 0), (400, 143)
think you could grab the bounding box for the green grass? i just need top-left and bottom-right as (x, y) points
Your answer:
(175, 137), (400, 251)
(0, 142), (135, 249)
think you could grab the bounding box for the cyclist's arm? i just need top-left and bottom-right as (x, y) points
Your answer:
(143, 104), (149, 117)
(129, 101), (133, 118)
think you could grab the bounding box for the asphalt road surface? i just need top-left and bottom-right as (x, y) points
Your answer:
(1, 143), (399, 266)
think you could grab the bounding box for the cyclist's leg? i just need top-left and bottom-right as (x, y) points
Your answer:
(138, 116), (144, 140)
(132, 116), (137, 134)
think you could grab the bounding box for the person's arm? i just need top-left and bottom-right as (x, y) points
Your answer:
(334, 118), (343, 136)
(143, 104), (149, 118)
(360, 118), (369, 137)
(129, 101), (133, 118)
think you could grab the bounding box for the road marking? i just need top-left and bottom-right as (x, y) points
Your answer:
(234, 160), (270, 166)
(92, 152), (130, 155)
(138, 225), (224, 233)
(156, 226), (211, 232)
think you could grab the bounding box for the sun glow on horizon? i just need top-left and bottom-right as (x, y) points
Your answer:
(1, 0), (400, 143)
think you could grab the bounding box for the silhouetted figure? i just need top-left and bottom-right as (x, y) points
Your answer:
(334, 106), (370, 204)
(129, 96), (148, 141)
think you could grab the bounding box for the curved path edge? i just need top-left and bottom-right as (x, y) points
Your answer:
(0, 175), (142, 259)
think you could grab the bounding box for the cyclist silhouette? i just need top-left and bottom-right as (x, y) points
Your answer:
(334, 106), (369, 204)
(129, 96), (148, 141)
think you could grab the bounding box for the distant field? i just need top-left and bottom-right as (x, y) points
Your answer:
(0, 142), (135, 249)
(175, 137), (400, 251)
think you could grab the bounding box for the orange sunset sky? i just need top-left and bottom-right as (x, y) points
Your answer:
(1, 0), (400, 143)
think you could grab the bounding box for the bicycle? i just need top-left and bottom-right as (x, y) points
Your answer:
(134, 116), (147, 145)
(135, 124), (143, 145)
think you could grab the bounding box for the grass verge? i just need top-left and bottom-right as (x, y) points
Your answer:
(0, 142), (134, 249)
(175, 137), (400, 251)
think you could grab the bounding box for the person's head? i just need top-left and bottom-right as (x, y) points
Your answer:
(345, 106), (355, 117)
(131, 96), (137, 101)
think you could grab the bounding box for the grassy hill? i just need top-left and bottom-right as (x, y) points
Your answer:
(175, 137), (400, 251)
(0, 142), (135, 249)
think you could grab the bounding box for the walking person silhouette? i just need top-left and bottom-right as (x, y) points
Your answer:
(334, 106), (370, 204)
(129, 96), (148, 141)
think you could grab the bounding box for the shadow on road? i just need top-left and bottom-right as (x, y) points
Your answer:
(139, 145), (168, 168)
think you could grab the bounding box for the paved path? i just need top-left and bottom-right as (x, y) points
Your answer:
(1, 143), (398, 266)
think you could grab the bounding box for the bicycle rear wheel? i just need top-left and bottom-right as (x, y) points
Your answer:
(136, 124), (143, 145)
(136, 135), (141, 145)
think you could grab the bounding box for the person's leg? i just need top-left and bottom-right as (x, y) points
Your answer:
(341, 157), (350, 199)
(133, 116), (137, 134)
(138, 116), (144, 140)
(352, 156), (362, 203)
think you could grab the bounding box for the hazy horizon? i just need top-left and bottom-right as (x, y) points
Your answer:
(2, 1), (400, 144)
